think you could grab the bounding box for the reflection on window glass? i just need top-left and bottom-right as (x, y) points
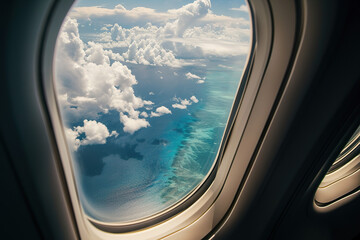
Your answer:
(54, 0), (250, 223)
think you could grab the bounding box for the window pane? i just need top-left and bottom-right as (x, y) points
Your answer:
(54, 0), (251, 223)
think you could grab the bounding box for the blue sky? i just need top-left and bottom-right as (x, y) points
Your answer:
(73, 0), (249, 18)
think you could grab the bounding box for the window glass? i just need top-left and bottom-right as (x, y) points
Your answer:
(54, 0), (251, 223)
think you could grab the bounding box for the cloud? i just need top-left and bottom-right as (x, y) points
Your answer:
(65, 128), (81, 152)
(170, 23), (251, 57)
(150, 106), (172, 117)
(183, 23), (250, 42)
(55, 1), (252, 139)
(172, 103), (188, 109)
(55, 17), (151, 134)
(201, 13), (249, 26)
(85, 41), (110, 65)
(155, 106), (172, 114)
(122, 38), (182, 67)
(72, 96), (97, 103)
(168, 37), (250, 57)
(186, 72), (206, 83)
(110, 23), (139, 42)
(120, 113), (150, 134)
(166, 0), (211, 37)
(66, 120), (117, 151)
(71, 4), (173, 25)
(190, 96), (199, 103)
(109, 23), (186, 67)
(70, 0), (249, 35)
(172, 98), (192, 109)
(218, 64), (233, 69)
(73, 0), (250, 63)
(230, 5), (248, 12)
(186, 72), (202, 79)
(104, 49), (124, 62)
(140, 111), (148, 118)
(172, 96), (199, 109)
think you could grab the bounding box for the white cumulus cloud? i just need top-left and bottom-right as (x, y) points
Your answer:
(85, 41), (110, 65)
(186, 72), (202, 79)
(65, 120), (117, 151)
(74, 0), (250, 65)
(54, 17), (151, 134)
(166, 0), (211, 37)
(172, 98), (192, 109)
(123, 38), (182, 67)
(140, 111), (148, 118)
(120, 113), (150, 134)
(190, 96), (199, 103)
(172, 103), (188, 109)
(172, 96), (199, 109)
(185, 72), (206, 83)
(151, 106), (172, 117)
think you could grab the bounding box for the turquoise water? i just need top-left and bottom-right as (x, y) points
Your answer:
(76, 64), (244, 222)
(156, 67), (242, 203)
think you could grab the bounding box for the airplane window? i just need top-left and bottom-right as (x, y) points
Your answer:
(315, 125), (360, 207)
(53, 0), (251, 224)
(329, 125), (360, 172)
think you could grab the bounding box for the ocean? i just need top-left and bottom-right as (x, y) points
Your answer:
(73, 60), (245, 222)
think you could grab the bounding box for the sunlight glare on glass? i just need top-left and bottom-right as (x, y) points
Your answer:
(54, 0), (251, 223)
